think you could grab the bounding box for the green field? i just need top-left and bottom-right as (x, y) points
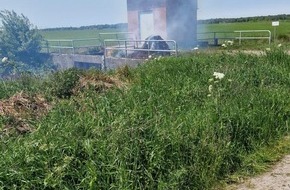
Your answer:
(41, 20), (290, 40)
(40, 28), (119, 40)
(40, 20), (290, 52)
(197, 21), (290, 48)
(199, 20), (290, 35)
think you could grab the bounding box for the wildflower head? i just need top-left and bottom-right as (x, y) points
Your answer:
(226, 40), (234, 46)
(213, 72), (225, 80)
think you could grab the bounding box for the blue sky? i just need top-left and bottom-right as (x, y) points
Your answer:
(0, 0), (290, 28)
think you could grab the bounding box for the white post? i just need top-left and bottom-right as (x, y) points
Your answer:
(272, 21), (279, 43)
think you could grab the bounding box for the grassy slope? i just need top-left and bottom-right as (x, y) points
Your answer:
(1, 49), (290, 189)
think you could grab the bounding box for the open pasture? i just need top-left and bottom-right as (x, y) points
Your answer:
(41, 20), (290, 40)
(40, 28), (119, 40)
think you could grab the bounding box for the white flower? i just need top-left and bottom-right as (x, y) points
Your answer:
(2, 57), (8, 63)
(213, 72), (225, 80)
(221, 44), (227, 48)
(226, 40), (234, 46)
(277, 43), (282, 48)
(193, 47), (199, 50)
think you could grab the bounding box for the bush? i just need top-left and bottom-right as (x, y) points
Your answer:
(0, 10), (54, 77)
(48, 68), (81, 98)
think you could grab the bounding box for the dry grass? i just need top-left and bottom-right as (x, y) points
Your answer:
(0, 91), (52, 134)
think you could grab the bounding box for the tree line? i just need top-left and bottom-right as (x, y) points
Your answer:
(198, 14), (290, 24)
(41, 23), (128, 31)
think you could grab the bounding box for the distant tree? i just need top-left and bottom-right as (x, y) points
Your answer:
(0, 10), (52, 77)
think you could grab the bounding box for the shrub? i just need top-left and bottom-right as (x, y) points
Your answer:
(0, 10), (54, 77)
(48, 68), (81, 98)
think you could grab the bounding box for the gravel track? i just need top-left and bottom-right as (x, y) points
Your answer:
(228, 155), (290, 190)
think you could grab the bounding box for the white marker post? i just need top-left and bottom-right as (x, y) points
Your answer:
(272, 21), (279, 43)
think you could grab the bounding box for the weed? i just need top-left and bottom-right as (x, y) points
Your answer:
(47, 68), (81, 98)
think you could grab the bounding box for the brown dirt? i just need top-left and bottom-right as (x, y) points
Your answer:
(0, 75), (126, 136)
(75, 75), (126, 93)
(227, 155), (290, 190)
(0, 91), (52, 134)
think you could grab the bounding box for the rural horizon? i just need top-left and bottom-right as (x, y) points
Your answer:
(38, 13), (290, 30)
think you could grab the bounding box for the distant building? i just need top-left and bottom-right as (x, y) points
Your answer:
(127, 0), (198, 48)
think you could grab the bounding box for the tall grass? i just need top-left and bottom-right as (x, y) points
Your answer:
(1, 49), (290, 189)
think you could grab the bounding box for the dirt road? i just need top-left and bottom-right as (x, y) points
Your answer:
(228, 155), (290, 190)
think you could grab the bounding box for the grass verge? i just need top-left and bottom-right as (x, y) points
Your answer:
(1, 48), (290, 189)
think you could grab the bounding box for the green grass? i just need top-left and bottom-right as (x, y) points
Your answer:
(1, 49), (290, 189)
(40, 20), (290, 51)
(197, 20), (290, 48)
(198, 20), (290, 36)
(40, 20), (290, 40)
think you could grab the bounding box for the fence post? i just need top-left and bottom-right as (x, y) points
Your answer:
(268, 30), (272, 45)
(239, 32), (242, 45)
(46, 40), (50, 53)
(58, 40), (61, 53)
(125, 40), (128, 58)
(72, 40), (75, 54)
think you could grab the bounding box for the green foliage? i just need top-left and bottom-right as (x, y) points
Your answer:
(0, 10), (54, 77)
(277, 34), (290, 41)
(1, 50), (290, 189)
(47, 68), (81, 99)
(0, 73), (45, 99)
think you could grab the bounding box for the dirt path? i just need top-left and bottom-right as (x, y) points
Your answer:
(228, 155), (290, 190)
